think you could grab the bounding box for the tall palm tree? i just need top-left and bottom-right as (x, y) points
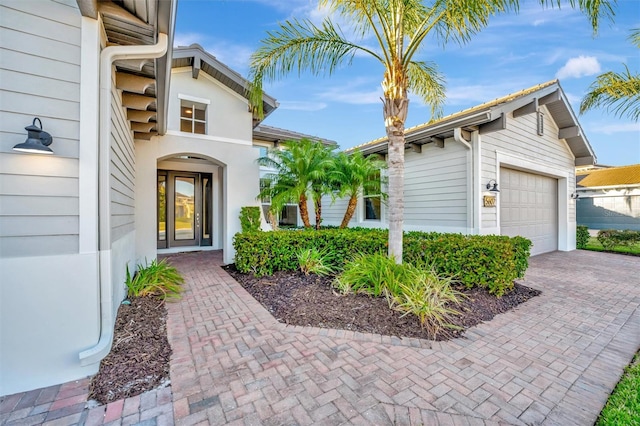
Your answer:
(580, 28), (640, 122)
(249, 0), (614, 262)
(331, 151), (387, 228)
(257, 139), (335, 228)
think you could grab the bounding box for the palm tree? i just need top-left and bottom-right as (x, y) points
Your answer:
(249, 0), (614, 262)
(580, 29), (640, 122)
(331, 151), (387, 228)
(257, 139), (335, 228)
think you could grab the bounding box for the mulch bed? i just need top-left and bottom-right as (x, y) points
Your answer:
(224, 265), (542, 341)
(88, 296), (171, 405)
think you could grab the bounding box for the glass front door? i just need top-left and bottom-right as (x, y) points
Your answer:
(157, 171), (213, 249)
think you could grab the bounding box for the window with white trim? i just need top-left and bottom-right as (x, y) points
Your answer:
(180, 100), (207, 134)
(363, 170), (381, 220)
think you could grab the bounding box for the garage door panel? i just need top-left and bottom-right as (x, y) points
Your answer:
(500, 168), (558, 256)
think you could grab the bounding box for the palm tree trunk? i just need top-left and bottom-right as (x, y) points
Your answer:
(268, 209), (279, 231)
(384, 96), (408, 263)
(315, 196), (322, 230)
(299, 193), (311, 228)
(340, 195), (358, 228)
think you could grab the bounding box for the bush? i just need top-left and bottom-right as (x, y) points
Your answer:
(577, 225), (590, 249)
(234, 228), (530, 296)
(239, 206), (261, 233)
(333, 253), (463, 333)
(126, 259), (184, 300)
(597, 229), (640, 250)
(296, 247), (335, 276)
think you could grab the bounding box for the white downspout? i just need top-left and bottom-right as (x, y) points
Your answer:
(80, 33), (168, 366)
(453, 128), (474, 234)
(471, 131), (482, 234)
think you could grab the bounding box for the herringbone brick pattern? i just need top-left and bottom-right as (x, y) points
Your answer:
(165, 250), (640, 426)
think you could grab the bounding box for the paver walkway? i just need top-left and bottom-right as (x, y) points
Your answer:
(166, 250), (640, 425)
(1, 250), (638, 425)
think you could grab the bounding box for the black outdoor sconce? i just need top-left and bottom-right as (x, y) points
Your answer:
(486, 179), (500, 193)
(13, 118), (54, 155)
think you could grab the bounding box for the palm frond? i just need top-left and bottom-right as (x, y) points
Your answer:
(248, 18), (383, 118)
(406, 61), (446, 119)
(629, 28), (640, 49)
(579, 66), (640, 122)
(540, 0), (616, 34)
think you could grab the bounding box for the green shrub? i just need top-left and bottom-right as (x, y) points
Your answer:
(239, 206), (261, 233)
(332, 252), (406, 296)
(234, 228), (530, 296)
(334, 254), (463, 333)
(597, 229), (640, 250)
(296, 247), (335, 276)
(126, 259), (184, 300)
(577, 225), (590, 249)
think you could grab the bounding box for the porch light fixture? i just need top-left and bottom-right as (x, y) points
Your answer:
(13, 118), (53, 155)
(486, 179), (500, 193)
(570, 192), (580, 199)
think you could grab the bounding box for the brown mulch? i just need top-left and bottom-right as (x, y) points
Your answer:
(224, 266), (541, 341)
(88, 296), (171, 405)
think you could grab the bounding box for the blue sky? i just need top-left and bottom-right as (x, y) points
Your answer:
(175, 0), (640, 166)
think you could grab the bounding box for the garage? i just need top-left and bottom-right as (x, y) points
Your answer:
(500, 168), (558, 255)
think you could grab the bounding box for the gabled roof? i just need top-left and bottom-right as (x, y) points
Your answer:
(349, 80), (596, 167)
(577, 164), (640, 188)
(76, 0), (177, 140)
(253, 124), (337, 147)
(172, 44), (279, 126)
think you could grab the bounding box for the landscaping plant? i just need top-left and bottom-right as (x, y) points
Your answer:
(576, 225), (590, 249)
(296, 247), (335, 276)
(597, 229), (640, 251)
(126, 259), (184, 300)
(333, 253), (463, 334)
(596, 352), (640, 426)
(240, 206), (262, 233)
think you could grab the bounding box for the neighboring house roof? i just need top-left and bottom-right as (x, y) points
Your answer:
(76, 0), (177, 139)
(348, 80), (596, 167)
(253, 124), (338, 147)
(577, 164), (640, 188)
(172, 44), (279, 126)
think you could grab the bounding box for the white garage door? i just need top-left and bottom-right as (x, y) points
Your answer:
(500, 168), (558, 255)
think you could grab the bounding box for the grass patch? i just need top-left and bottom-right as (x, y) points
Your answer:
(583, 237), (640, 256)
(596, 352), (640, 425)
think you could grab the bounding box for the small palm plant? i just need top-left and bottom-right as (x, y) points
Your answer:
(296, 247), (336, 276)
(126, 259), (184, 300)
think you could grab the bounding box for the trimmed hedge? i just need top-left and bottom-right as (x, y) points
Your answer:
(597, 229), (640, 250)
(576, 225), (590, 249)
(239, 207), (261, 233)
(233, 228), (531, 296)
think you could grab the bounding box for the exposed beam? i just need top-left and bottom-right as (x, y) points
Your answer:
(575, 156), (595, 167)
(479, 113), (507, 134)
(76, 0), (98, 18)
(122, 93), (156, 110)
(512, 98), (538, 118)
(127, 110), (157, 123)
(431, 137), (444, 148)
(192, 56), (201, 79)
(559, 126), (581, 139)
(539, 89), (561, 106)
(409, 143), (422, 153)
(134, 132), (158, 141)
(116, 73), (156, 95)
(131, 122), (156, 133)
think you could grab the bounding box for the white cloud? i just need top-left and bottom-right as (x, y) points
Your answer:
(556, 56), (601, 79)
(173, 32), (205, 48)
(174, 32), (255, 72)
(587, 122), (640, 135)
(278, 101), (328, 111)
(317, 78), (382, 105)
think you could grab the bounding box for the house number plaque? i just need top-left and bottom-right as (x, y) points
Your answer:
(483, 195), (497, 207)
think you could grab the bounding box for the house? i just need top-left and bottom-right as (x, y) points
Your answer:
(576, 164), (640, 231)
(0, 0), (329, 396)
(321, 80), (594, 256)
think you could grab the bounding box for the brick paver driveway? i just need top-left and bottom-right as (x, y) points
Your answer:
(166, 250), (640, 426)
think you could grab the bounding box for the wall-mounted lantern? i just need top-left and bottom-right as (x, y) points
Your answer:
(486, 179), (500, 193)
(13, 118), (54, 155)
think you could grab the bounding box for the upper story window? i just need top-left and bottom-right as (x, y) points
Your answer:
(363, 170), (381, 220)
(180, 100), (207, 134)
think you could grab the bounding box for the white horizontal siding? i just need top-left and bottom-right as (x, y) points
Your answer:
(110, 84), (136, 243)
(0, 0), (81, 257)
(481, 108), (576, 228)
(321, 195), (351, 225)
(403, 142), (468, 227)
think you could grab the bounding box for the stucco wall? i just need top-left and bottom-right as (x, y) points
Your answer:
(577, 190), (640, 231)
